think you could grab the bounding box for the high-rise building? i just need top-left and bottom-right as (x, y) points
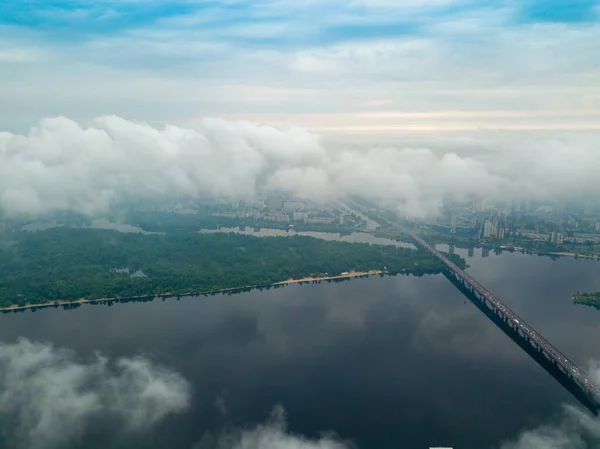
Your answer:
(550, 231), (564, 245)
(498, 227), (505, 240)
(483, 220), (498, 239)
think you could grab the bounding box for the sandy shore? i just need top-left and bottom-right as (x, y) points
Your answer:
(0, 270), (384, 313)
(275, 270), (383, 285)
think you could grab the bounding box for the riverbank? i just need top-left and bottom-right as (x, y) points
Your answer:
(547, 251), (599, 259)
(0, 270), (385, 314)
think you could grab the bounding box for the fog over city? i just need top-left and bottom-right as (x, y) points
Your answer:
(1, 115), (599, 219)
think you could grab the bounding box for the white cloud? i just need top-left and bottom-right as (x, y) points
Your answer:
(1, 3), (600, 131)
(193, 405), (350, 449)
(499, 404), (599, 449)
(0, 338), (191, 449)
(1, 115), (600, 218)
(499, 361), (600, 449)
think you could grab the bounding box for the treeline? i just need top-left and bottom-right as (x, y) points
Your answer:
(123, 210), (363, 233)
(0, 228), (466, 308)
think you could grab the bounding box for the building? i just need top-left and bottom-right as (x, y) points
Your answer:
(483, 220), (497, 239)
(209, 211), (248, 219)
(450, 214), (457, 233)
(550, 231), (564, 245)
(595, 222), (600, 232)
(339, 213), (350, 225)
(482, 220), (506, 239)
(263, 214), (290, 223)
(306, 217), (334, 225)
(283, 200), (304, 211)
(293, 212), (310, 222)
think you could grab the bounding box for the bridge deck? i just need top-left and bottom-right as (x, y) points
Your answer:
(410, 231), (600, 404)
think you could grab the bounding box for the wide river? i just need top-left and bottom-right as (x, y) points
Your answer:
(1, 240), (600, 449)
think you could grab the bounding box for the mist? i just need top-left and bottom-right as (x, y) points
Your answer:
(193, 405), (352, 449)
(0, 338), (191, 449)
(1, 116), (599, 219)
(499, 361), (600, 449)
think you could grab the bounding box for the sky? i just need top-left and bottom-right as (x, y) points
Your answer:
(1, 0), (600, 217)
(1, 0), (600, 134)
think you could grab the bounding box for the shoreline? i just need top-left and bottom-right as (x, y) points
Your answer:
(0, 270), (384, 314)
(420, 238), (598, 260)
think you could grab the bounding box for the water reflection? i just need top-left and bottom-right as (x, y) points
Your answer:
(200, 227), (416, 249)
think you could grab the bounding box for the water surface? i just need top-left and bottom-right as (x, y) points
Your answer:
(1, 249), (600, 449)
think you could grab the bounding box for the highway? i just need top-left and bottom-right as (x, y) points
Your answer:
(409, 230), (600, 407)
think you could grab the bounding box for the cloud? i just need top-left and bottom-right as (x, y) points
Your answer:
(499, 404), (599, 449)
(499, 361), (600, 449)
(193, 405), (351, 449)
(1, 115), (600, 218)
(1, 1), (600, 132)
(0, 338), (191, 449)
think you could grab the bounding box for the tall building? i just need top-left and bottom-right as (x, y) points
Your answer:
(483, 220), (506, 239)
(550, 231), (564, 245)
(483, 220), (498, 239)
(450, 214), (457, 234)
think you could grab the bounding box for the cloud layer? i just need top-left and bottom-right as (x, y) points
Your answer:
(1, 115), (600, 218)
(1, 1), (600, 132)
(0, 338), (191, 449)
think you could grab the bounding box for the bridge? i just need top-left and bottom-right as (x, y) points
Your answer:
(409, 230), (600, 414)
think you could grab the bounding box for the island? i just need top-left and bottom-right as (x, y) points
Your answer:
(0, 227), (466, 312)
(572, 292), (600, 309)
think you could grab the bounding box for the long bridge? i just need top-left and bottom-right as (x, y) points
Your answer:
(409, 230), (600, 414)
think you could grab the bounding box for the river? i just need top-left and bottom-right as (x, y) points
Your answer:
(1, 247), (600, 449)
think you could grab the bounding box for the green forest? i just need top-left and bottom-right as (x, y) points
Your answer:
(0, 228), (465, 309)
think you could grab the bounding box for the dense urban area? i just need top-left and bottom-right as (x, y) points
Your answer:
(410, 198), (600, 259)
